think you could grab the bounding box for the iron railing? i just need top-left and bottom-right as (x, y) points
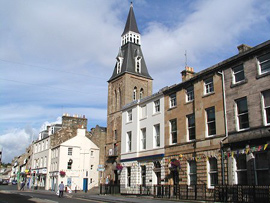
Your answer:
(100, 184), (270, 202)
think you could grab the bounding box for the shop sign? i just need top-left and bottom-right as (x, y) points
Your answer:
(42, 169), (47, 174)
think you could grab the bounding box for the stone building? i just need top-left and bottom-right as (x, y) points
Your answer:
(89, 125), (107, 184)
(120, 89), (166, 194)
(221, 41), (270, 186)
(48, 114), (100, 191)
(105, 3), (152, 184)
(163, 66), (226, 189)
(50, 128), (99, 191)
(31, 123), (61, 190)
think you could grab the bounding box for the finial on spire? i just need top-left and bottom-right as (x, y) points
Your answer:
(130, 2), (133, 7)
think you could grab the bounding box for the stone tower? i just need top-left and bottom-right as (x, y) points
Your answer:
(105, 3), (153, 183)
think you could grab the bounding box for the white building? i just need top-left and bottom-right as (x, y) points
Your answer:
(120, 89), (166, 194)
(31, 124), (61, 190)
(49, 128), (99, 191)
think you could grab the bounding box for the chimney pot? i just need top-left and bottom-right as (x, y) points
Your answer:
(181, 66), (195, 82)
(237, 44), (252, 54)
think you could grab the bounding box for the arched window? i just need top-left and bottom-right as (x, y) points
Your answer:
(133, 87), (137, 101)
(140, 88), (144, 99)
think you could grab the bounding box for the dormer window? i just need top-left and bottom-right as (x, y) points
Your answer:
(116, 57), (123, 74)
(135, 56), (142, 73)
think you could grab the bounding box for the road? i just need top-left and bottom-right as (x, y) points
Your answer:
(0, 184), (197, 203)
(0, 185), (107, 203)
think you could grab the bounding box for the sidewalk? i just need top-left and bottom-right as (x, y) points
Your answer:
(20, 188), (207, 203)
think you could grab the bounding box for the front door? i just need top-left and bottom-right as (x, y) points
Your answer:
(83, 178), (88, 192)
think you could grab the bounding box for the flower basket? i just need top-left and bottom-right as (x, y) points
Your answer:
(59, 171), (66, 177)
(170, 159), (181, 170)
(116, 163), (123, 174)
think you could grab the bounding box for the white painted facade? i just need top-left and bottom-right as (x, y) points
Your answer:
(31, 124), (60, 190)
(31, 134), (51, 190)
(49, 129), (99, 192)
(121, 90), (166, 194)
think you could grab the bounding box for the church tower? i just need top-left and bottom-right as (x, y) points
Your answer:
(105, 3), (153, 183)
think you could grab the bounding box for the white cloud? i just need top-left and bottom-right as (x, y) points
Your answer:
(0, 127), (38, 163)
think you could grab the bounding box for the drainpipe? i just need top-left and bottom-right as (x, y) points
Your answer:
(217, 71), (228, 185)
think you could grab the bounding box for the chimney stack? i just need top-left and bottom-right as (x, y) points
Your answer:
(181, 66), (195, 82)
(237, 44), (252, 54)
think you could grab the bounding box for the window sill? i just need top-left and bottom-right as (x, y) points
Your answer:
(256, 71), (270, 79)
(236, 127), (250, 132)
(230, 79), (247, 88)
(139, 117), (147, 121)
(185, 100), (194, 105)
(168, 106), (177, 111)
(205, 134), (216, 139)
(202, 92), (215, 98)
(126, 121), (132, 124)
(153, 112), (161, 116)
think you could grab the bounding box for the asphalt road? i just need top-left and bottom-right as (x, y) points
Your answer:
(0, 185), (107, 203)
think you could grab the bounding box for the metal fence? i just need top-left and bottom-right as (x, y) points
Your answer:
(153, 184), (214, 201)
(100, 184), (270, 202)
(215, 185), (270, 203)
(100, 184), (120, 195)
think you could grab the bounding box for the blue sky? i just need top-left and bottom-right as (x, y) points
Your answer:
(1, 0), (270, 163)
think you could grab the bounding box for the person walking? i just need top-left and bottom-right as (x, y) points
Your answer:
(58, 181), (65, 198)
(20, 181), (25, 191)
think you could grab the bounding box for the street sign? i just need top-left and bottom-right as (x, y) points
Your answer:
(97, 168), (105, 172)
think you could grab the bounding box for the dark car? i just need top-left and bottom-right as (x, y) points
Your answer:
(11, 180), (17, 185)
(2, 179), (9, 185)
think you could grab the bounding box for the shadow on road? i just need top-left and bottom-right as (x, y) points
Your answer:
(0, 192), (37, 203)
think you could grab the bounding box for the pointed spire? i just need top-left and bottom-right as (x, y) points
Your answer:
(121, 2), (140, 36)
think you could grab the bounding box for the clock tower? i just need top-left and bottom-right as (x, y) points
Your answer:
(105, 3), (153, 183)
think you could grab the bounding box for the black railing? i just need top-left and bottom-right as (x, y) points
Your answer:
(100, 184), (270, 202)
(100, 184), (120, 195)
(215, 185), (270, 203)
(153, 184), (214, 201)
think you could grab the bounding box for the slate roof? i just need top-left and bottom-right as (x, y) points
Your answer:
(108, 43), (152, 82)
(121, 3), (140, 36)
(108, 4), (152, 82)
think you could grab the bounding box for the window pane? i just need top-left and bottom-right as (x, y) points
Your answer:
(207, 107), (216, 135)
(233, 65), (245, 83)
(237, 98), (248, 114)
(210, 173), (218, 186)
(263, 90), (270, 107)
(171, 119), (177, 131)
(207, 108), (215, 121)
(258, 53), (270, 73)
(238, 114), (249, 129)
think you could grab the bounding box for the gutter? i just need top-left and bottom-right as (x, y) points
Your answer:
(217, 70), (228, 185)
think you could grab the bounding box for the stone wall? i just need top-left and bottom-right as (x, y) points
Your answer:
(50, 115), (87, 148)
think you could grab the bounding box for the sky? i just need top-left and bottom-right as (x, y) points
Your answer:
(1, 0), (270, 163)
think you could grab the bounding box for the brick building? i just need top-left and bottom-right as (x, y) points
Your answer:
(221, 41), (270, 186)
(163, 66), (226, 189)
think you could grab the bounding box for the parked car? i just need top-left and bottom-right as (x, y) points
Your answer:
(12, 180), (17, 185)
(1, 179), (9, 185)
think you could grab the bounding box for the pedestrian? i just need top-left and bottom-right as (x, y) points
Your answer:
(58, 181), (65, 198)
(20, 182), (25, 191)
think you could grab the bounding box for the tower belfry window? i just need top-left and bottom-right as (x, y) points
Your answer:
(140, 88), (144, 99)
(135, 56), (141, 73)
(133, 87), (137, 101)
